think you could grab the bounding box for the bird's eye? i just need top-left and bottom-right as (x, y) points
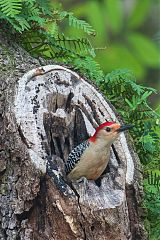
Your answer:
(106, 127), (111, 132)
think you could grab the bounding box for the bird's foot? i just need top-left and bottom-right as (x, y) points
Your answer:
(77, 177), (88, 193)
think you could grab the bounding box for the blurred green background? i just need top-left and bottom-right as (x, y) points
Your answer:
(63, 0), (160, 107)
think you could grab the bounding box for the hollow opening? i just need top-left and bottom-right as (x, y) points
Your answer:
(91, 225), (95, 231)
(55, 137), (63, 160)
(50, 130), (56, 155)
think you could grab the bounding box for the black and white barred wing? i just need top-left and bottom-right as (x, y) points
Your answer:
(65, 140), (90, 175)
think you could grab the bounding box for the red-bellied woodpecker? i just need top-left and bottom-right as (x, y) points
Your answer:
(65, 121), (133, 182)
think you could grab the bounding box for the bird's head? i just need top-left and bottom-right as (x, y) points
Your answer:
(89, 121), (133, 145)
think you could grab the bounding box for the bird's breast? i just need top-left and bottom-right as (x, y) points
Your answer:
(67, 145), (110, 181)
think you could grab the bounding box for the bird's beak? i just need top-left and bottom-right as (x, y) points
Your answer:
(117, 124), (134, 132)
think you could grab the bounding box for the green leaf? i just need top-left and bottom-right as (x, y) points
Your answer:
(23, 1), (41, 17)
(0, 0), (22, 17)
(59, 11), (96, 36)
(5, 16), (30, 32)
(140, 134), (157, 153)
(104, 0), (123, 34)
(36, 0), (52, 15)
(141, 91), (153, 101)
(125, 91), (153, 111)
(28, 16), (46, 26)
(69, 14), (95, 36)
(128, 0), (151, 29)
(44, 21), (58, 37)
(15, 16), (30, 31)
(74, 56), (104, 83)
(127, 33), (159, 67)
(125, 98), (133, 109)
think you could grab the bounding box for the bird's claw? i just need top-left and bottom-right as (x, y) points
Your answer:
(77, 177), (89, 192)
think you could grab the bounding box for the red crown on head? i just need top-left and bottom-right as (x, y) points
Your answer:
(89, 121), (115, 142)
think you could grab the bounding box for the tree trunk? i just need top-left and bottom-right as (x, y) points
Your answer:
(0, 33), (147, 240)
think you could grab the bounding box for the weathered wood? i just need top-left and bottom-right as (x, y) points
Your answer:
(0, 33), (147, 240)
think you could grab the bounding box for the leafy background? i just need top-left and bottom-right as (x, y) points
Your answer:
(63, 0), (160, 106)
(0, 0), (159, 239)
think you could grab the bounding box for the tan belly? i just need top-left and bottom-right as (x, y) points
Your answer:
(67, 147), (110, 181)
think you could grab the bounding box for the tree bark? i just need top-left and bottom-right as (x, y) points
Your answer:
(0, 33), (147, 240)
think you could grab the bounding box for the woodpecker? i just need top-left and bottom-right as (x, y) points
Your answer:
(65, 121), (133, 182)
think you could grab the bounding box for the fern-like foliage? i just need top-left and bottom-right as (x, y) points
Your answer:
(0, 0), (22, 17)
(59, 11), (96, 36)
(21, 32), (95, 60)
(143, 170), (160, 239)
(144, 170), (160, 192)
(36, 0), (52, 15)
(73, 56), (104, 83)
(0, 0), (96, 59)
(100, 69), (160, 239)
(99, 69), (160, 165)
(54, 35), (95, 56)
